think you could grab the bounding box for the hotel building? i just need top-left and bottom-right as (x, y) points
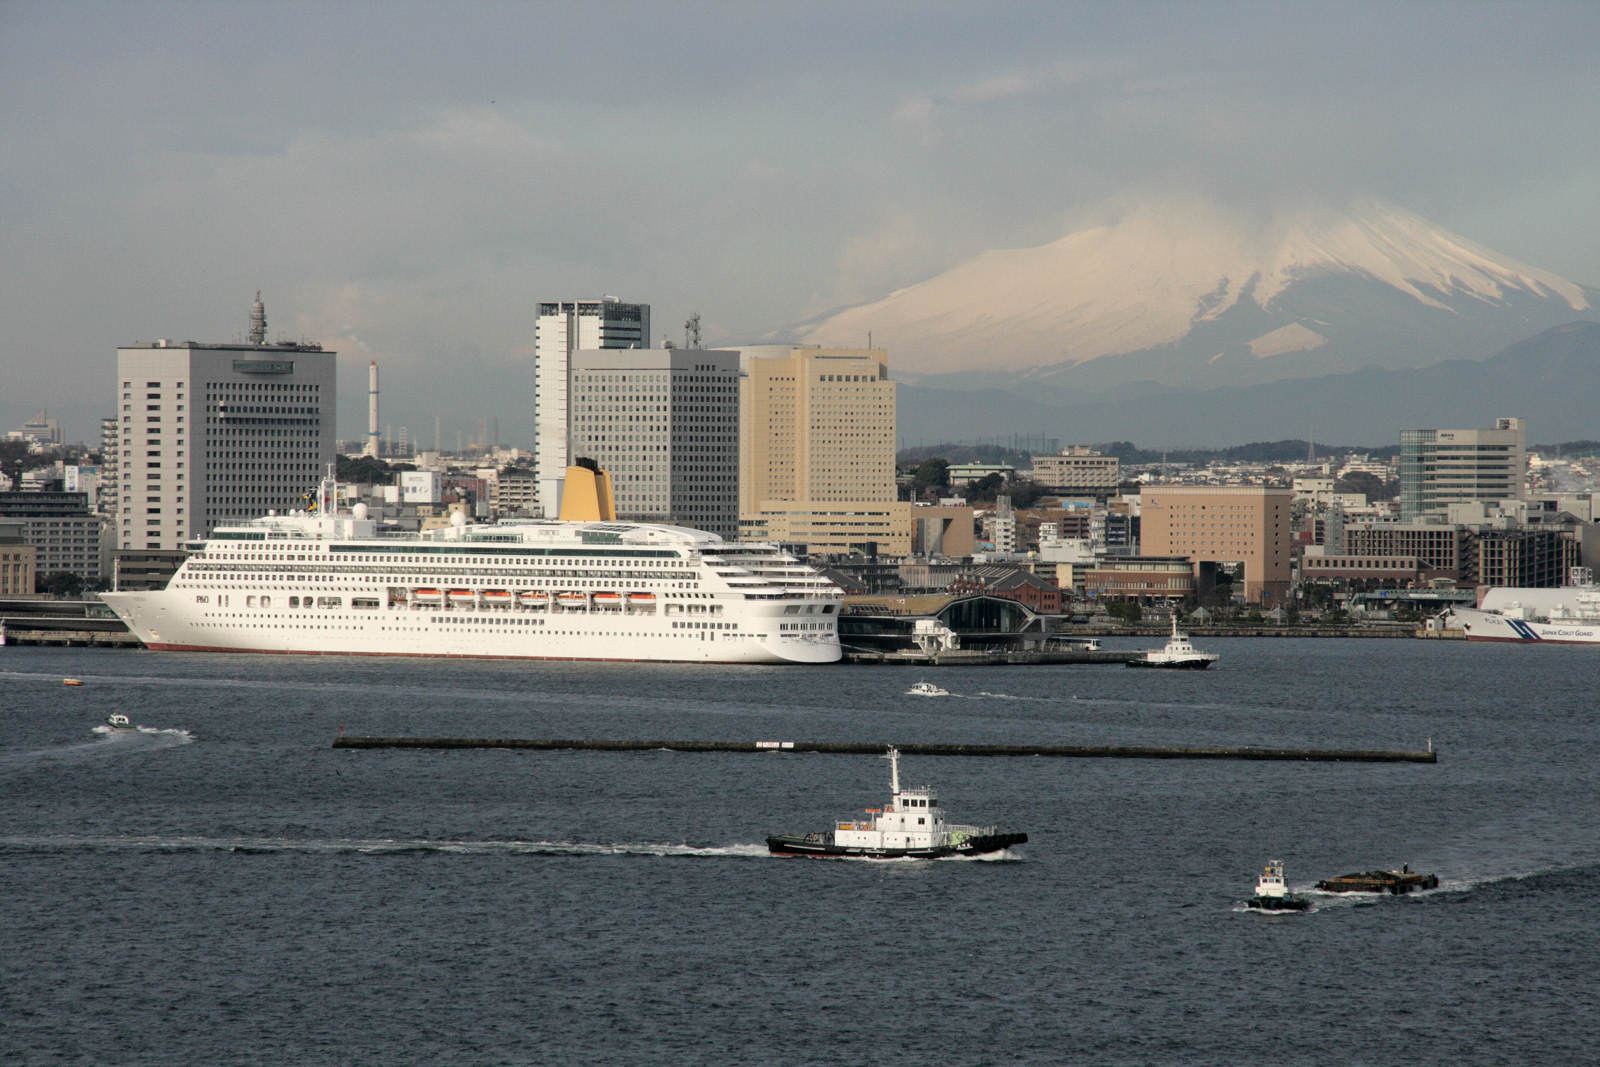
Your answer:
(1139, 485), (1293, 604)
(737, 346), (909, 556)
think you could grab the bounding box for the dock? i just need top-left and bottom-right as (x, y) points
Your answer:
(331, 736), (1437, 763)
(843, 648), (1136, 665)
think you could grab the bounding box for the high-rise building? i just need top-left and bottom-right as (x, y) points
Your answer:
(533, 298), (651, 514)
(569, 348), (740, 539)
(737, 345), (909, 555)
(1139, 485), (1293, 604)
(113, 300), (336, 551)
(1399, 417), (1526, 520)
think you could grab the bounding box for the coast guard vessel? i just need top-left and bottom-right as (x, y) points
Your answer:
(1442, 567), (1600, 645)
(100, 463), (842, 664)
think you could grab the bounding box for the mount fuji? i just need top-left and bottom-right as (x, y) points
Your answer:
(791, 196), (1596, 406)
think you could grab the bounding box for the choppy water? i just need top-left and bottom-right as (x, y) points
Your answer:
(5, 638), (1599, 1064)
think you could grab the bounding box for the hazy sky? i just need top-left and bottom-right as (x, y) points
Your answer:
(4, 1), (1598, 446)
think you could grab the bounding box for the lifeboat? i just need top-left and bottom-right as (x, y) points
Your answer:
(556, 591), (588, 608)
(482, 590), (513, 607)
(413, 588), (443, 604)
(594, 592), (623, 609)
(627, 592), (656, 605)
(447, 589), (476, 605)
(517, 590), (548, 607)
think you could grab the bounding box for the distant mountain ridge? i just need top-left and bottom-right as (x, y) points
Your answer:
(794, 195), (1595, 399)
(895, 321), (1600, 449)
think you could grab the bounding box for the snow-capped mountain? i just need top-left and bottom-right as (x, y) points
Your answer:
(794, 195), (1594, 394)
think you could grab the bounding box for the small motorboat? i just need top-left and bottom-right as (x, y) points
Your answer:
(1127, 616), (1219, 670)
(105, 713), (136, 731)
(906, 680), (949, 696)
(1315, 865), (1439, 895)
(767, 746), (1026, 859)
(63, 678), (84, 687)
(1245, 859), (1311, 912)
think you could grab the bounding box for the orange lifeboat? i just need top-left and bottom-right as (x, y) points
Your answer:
(594, 592), (623, 609)
(447, 589), (475, 605)
(556, 591), (588, 608)
(482, 590), (513, 606)
(413, 588), (443, 604)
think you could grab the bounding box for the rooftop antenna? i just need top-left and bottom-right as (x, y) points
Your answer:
(683, 312), (701, 350)
(249, 291), (267, 345)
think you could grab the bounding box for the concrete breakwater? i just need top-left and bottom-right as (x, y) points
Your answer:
(331, 736), (1437, 763)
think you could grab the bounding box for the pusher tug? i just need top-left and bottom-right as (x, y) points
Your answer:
(1126, 615), (1219, 670)
(1245, 859), (1311, 911)
(766, 747), (1027, 859)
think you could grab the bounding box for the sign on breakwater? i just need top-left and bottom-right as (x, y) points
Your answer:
(331, 736), (1437, 763)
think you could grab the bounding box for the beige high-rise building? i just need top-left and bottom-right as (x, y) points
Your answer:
(737, 346), (909, 555)
(1140, 485), (1293, 604)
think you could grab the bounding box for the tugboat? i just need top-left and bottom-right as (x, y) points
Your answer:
(1315, 865), (1439, 895)
(1245, 859), (1311, 911)
(766, 747), (1027, 859)
(906, 680), (949, 696)
(105, 713), (136, 731)
(1126, 616), (1219, 670)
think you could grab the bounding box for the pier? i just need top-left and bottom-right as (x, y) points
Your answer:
(331, 736), (1437, 762)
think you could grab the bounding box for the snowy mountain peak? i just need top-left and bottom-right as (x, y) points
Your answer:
(796, 195), (1591, 377)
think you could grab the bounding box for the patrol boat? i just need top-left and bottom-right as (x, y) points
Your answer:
(766, 747), (1027, 859)
(1245, 859), (1311, 911)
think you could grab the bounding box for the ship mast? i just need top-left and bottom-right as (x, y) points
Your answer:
(886, 746), (900, 795)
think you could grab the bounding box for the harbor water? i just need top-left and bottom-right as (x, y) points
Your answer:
(5, 638), (1599, 1064)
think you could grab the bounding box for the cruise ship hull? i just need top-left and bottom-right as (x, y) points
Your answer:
(1446, 607), (1600, 645)
(101, 590), (840, 664)
(97, 506), (843, 666)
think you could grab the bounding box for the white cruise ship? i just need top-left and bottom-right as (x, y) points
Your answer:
(100, 466), (842, 664)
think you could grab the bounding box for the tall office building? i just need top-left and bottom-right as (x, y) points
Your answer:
(569, 348), (740, 539)
(113, 302), (336, 551)
(1399, 417), (1526, 520)
(533, 298), (650, 515)
(737, 346), (909, 555)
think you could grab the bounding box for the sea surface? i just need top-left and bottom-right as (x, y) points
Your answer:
(4, 638), (1599, 1065)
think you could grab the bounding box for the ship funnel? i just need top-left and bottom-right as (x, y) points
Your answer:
(558, 458), (616, 521)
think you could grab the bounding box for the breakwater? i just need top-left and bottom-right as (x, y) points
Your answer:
(331, 736), (1437, 762)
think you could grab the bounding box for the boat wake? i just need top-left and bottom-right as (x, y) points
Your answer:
(971, 691), (1052, 702)
(0, 834), (770, 859)
(91, 724), (195, 741)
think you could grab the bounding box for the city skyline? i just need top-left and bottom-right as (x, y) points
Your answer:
(4, 2), (1599, 444)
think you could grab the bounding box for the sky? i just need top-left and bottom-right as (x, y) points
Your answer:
(3, 0), (1598, 448)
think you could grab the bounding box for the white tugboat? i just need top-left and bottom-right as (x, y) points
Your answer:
(1245, 859), (1311, 911)
(766, 747), (1027, 859)
(1127, 616), (1220, 670)
(906, 680), (949, 696)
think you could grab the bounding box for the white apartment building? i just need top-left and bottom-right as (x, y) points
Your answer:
(1029, 446), (1120, 492)
(533, 298), (651, 514)
(569, 348), (740, 540)
(113, 335), (336, 551)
